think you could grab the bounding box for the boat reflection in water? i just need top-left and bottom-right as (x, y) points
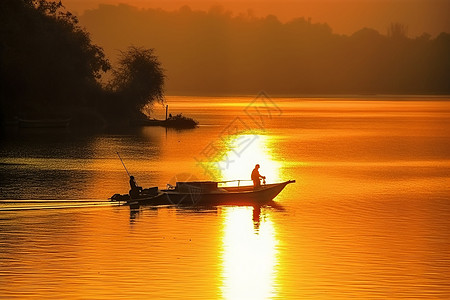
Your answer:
(218, 134), (281, 299)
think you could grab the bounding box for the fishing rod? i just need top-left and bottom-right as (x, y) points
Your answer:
(117, 152), (131, 177)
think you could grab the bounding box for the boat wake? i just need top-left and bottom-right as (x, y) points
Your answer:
(0, 200), (120, 211)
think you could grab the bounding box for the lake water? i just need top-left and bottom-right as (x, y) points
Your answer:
(1, 96), (449, 299)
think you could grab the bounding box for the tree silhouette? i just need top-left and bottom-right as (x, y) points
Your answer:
(0, 0), (110, 121)
(108, 46), (165, 119)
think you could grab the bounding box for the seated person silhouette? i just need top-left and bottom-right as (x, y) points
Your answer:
(129, 175), (142, 198)
(251, 164), (266, 188)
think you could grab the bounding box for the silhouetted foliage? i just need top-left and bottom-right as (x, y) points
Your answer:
(165, 113), (198, 129)
(0, 0), (110, 122)
(107, 46), (165, 119)
(81, 4), (450, 95)
(1, 1), (168, 129)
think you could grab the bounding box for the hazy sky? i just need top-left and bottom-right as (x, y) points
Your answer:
(63, 0), (450, 36)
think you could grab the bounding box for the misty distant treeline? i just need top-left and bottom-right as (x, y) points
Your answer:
(82, 4), (450, 95)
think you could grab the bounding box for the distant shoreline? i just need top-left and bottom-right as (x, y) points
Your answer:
(164, 94), (450, 100)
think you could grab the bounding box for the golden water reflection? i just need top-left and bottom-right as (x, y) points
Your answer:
(220, 207), (279, 299)
(218, 134), (282, 185)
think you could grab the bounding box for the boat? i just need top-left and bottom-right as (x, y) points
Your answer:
(110, 180), (295, 207)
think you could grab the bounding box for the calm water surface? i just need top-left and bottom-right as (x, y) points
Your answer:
(1, 96), (449, 299)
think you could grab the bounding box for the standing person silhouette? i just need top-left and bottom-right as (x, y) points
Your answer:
(251, 164), (266, 188)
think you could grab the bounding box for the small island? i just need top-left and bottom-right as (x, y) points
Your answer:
(133, 112), (198, 129)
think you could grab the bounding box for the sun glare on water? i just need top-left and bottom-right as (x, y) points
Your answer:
(220, 207), (279, 299)
(217, 134), (281, 185)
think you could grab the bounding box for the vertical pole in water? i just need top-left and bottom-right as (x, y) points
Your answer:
(165, 105), (168, 120)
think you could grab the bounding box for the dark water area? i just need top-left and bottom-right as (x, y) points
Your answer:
(1, 96), (449, 299)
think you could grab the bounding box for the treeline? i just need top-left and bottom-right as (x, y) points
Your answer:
(81, 4), (450, 95)
(0, 0), (164, 127)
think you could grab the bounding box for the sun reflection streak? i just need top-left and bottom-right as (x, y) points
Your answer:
(220, 207), (279, 300)
(218, 134), (282, 185)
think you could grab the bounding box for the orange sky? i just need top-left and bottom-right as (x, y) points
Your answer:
(63, 0), (450, 36)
